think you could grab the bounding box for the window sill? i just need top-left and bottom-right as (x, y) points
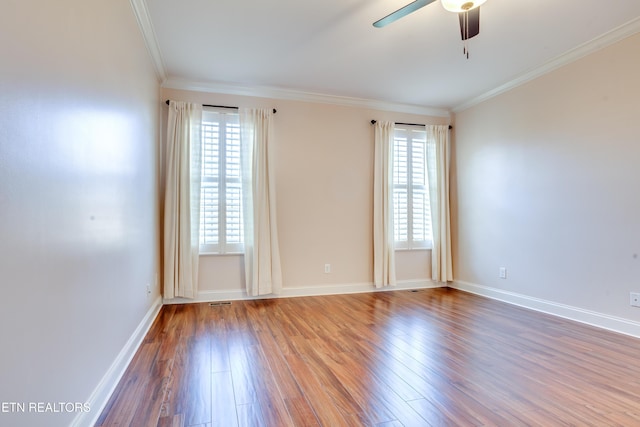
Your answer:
(199, 252), (244, 257)
(394, 248), (432, 252)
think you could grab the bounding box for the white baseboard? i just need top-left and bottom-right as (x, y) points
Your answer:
(70, 296), (163, 427)
(164, 279), (445, 305)
(450, 280), (640, 339)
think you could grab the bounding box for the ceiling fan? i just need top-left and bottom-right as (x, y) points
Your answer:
(373, 0), (487, 58)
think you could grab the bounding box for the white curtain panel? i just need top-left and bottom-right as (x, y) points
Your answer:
(240, 108), (283, 296)
(373, 121), (397, 288)
(163, 101), (202, 298)
(426, 125), (453, 282)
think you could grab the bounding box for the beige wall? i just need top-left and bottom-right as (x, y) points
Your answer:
(453, 33), (640, 321)
(162, 88), (446, 296)
(0, 1), (160, 426)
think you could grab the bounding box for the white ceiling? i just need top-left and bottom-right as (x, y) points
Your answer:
(142, 0), (640, 112)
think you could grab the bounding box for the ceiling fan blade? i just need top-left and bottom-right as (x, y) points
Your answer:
(373, 0), (437, 28)
(459, 7), (480, 40)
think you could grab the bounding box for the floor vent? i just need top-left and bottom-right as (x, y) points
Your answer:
(409, 289), (420, 293)
(209, 301), (232, 307)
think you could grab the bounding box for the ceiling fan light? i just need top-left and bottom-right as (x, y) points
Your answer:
(440, 0), (487, 13)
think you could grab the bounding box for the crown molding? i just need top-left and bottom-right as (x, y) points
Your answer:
(134, 2), (639, 117)
(452, 16), (640, 113)
(129, 0), (167, 82)
(162, 78), (452, 118)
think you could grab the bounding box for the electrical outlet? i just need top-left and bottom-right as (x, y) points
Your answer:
(499, 267), (507, 279)
(630, 292), (640, 307)
(324, 264), (331, 274)
(146, 283), (151, 296)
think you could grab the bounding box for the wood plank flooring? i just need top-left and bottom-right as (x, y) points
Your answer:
(96, 288), (640, 426)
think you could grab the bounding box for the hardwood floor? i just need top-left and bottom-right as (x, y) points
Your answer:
(96, 288), (640, 426)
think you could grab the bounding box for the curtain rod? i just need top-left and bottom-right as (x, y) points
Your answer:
(165, 100), (276, 114)
(370, 119), (452, 130)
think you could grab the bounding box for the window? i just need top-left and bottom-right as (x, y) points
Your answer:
(393, 125), (432, 249)
(199, 110), (243, 254)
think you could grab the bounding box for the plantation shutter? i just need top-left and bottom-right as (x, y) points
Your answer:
(200, 118), (220, 249)
(393, 133), (409, 247)
(224, 122), (243, 248)
(393, 126), (433, 249)
(411, 130), (430, 246)
(199, 109), (244, 253)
